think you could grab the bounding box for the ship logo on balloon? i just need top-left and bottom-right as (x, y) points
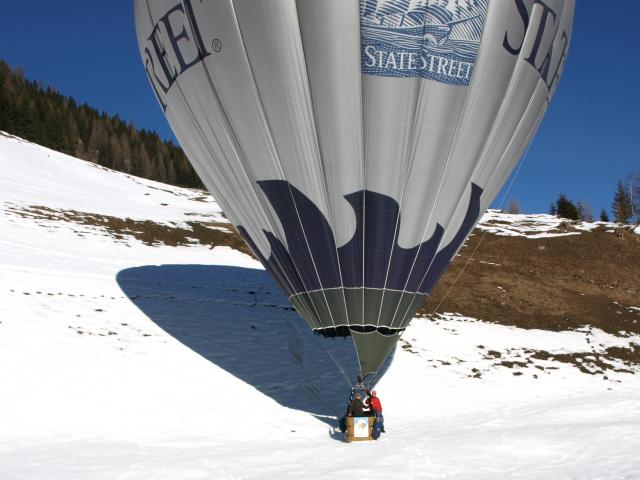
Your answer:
(361, 0), (489, 85)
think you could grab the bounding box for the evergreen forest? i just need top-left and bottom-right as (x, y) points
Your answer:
(0, 61), (202, 188)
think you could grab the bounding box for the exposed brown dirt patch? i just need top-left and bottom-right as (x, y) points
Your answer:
(530, 345), (639, 375)
(421, 226), (640, 337)
(6, 205), (254, 257)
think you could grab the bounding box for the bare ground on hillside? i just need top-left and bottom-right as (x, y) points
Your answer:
(419, 225), (640, 372)
(5, 204), (253, 257)
(421, 225), (640, 336)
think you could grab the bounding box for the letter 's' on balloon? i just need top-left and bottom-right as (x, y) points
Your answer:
(135, 0), (575, 377)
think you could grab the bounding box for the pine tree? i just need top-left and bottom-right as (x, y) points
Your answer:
(87, 119), (105, 163)
(612, 180), (633, 224)
(630, 172), (640, 225)
(68, 112), (79, 146)
(599, 209), (609, 222)
(119, 132), (132, 173)
(554, 193), (579, 220)
(110, 135), (124, 171)
(165, 157), (177, 185)
(75, 138), (86, 159)
(134, 144), (152, 178)
(154, 156), (167, 183)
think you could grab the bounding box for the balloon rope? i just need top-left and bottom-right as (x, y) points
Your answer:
(400, 148), (530, 359)
(429, 230), (488, 316)
(428, 146), (529, 318)
(322, 340), (355, 389)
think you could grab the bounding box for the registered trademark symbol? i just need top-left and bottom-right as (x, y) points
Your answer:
(211, 39), (222, 52)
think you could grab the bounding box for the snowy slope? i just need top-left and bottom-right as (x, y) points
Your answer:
(477, 209), (627, 238)
(1, 132), (640, 479)
(0, 132), (225, 226)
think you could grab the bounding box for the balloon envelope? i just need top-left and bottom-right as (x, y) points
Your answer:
(135, 0), (574, 376)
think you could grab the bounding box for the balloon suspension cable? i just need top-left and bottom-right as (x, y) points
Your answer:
(302, 340), (353, 420)
(321, 339), (354, 389)
(284, 328), (348, 419)
(428, 146), (531, 320)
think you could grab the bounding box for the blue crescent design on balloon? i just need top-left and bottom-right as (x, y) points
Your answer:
(360, 0), (489, 86)
(237, 181), (482, 299)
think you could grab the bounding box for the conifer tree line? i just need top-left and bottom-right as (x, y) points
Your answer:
(0, 61), (202, 188)
(550, 172), (640, 225)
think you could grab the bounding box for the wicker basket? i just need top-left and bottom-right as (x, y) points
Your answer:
(345, 416), (374, 442)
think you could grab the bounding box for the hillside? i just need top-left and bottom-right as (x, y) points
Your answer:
(424, 212), (640, 372)
(0, 61), (201, 187)
(1, 131), (639, 479)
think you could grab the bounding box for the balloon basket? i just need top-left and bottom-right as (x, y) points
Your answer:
(345, 416), (374, 442)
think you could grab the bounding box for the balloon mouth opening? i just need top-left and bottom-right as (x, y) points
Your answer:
(314, 326), (404, 338)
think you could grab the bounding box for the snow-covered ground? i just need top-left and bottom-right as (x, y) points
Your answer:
(477, 209), (627, 238)
(1, 133), (639, 479)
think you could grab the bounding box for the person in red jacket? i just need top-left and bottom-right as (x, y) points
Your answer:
(366, 390), (385, 433)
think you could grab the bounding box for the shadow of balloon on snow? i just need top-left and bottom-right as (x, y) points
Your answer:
(116, 264), (395, 428)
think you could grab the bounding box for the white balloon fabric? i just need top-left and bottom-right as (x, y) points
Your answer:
(135, 0), (575, 376)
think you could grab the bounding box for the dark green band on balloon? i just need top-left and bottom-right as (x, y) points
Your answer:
(290, 287), (426, 334)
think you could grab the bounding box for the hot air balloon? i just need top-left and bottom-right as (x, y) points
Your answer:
(134, 0), (575, 378)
